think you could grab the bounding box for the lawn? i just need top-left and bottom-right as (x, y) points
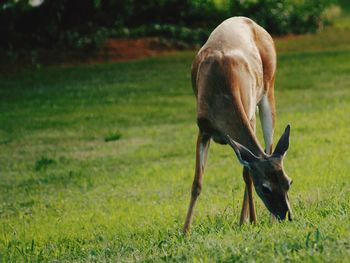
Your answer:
(1, 26), (350, 262)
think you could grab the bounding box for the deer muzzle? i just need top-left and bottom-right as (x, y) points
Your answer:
(275, 194), (293, 221)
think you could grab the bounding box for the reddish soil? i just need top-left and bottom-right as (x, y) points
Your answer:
(0, 34), (300, 73)
(0, 37), (185, 73)
(98, 38), (176, 62)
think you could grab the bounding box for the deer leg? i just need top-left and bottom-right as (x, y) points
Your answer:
(243, 167), (256, 223)
(239, 185), (249, 224)
(259, 91), (275, 154)
(183, 131), (210, 234)
(240, 117), (257, 224)
(239, 168), (256, 224)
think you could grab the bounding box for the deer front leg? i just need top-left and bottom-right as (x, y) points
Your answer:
(240, 167), (256, 224)
(240, 117), (257, 224)
(183, 131), (210, 234)
(240, 185), (249, 224)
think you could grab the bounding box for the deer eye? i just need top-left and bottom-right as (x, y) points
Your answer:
(261, 184), (272, 195)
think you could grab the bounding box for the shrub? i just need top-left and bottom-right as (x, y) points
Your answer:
(0, 0), (339, 52)
(112, 24), (211, 46)
(59, 27), (109, 51)
(230, 0), (337, 35)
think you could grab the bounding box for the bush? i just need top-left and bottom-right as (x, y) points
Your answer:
(111, 0), (227, 27)
(230, 0), (337, 35)
(59, 27), (109, 51)
(0, 0), (339, 52)
(112, 24), (211, 45)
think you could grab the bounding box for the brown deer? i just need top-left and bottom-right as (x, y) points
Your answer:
(183, 17), (293, 234)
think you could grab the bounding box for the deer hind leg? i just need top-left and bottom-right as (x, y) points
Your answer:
(183, 131), (210, 234)
(258, 86), (275, 154)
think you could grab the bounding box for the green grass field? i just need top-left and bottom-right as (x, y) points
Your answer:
(1, 24), (350, 262)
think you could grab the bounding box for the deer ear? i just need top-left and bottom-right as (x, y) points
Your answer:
(225, 135), (259, 167)
(273, 124), (290, 157)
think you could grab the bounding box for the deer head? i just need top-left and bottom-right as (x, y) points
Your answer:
(226, 125), (293, 221)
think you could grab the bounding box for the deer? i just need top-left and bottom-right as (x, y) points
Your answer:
(183, 17), (293, 234)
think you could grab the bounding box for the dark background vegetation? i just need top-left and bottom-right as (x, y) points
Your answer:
(1, 0), (338, 52)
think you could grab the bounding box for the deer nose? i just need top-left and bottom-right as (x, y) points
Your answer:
(276, 210), (289, 221)
(275, 196), (292, 221)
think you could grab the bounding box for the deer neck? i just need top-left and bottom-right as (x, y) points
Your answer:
(231, 120), (265, 158)
(208, 89), (265, 157)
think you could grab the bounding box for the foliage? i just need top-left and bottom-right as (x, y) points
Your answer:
(112, 24), (212, 46)
(0, 0), (101, 50)
(0, 0), (339, 52)
(0, 0), (225, 51)
(1, 27), (350, 261)
(231, 0), (337, 34)
(111, 0), (226, 27)
(59, 27), (109, 51)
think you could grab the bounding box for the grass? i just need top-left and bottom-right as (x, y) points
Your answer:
(104, 132), (122, 142)
(1, 23), (350, 263)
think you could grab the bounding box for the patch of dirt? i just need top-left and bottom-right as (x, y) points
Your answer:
(61, 37), (183, 66)
(99, 38), (177, 61)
